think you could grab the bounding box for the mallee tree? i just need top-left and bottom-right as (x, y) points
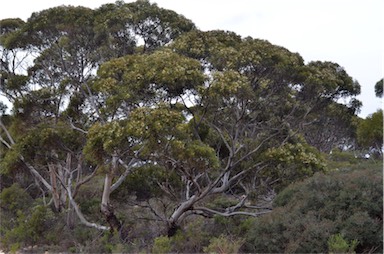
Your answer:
(0, 0), (362, 244)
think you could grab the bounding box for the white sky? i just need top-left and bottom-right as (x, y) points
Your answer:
(0, 0), (382, 117)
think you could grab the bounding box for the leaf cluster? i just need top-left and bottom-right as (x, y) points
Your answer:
(264, 140), (327, 188)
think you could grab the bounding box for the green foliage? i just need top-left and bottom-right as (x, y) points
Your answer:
(0, 147), (23, 175)
(0, 18), (25, 48)
(301, 102), (359, 153)
(17, 5), (95, 48)
(0, 183), (32, 213)
(170, 139), (220, 171)
(303, 61), (360, 100)
(84, 121), (128, 163)
(1, 205), (57, 250)
(171, 30), (242, 63)
(94, 49), (204, 116)
(0, 183), (34, 243)
(264, 140), (326, 189)
(326, 149), (383, 174)
(244, 167), (383, 253)
(112, 164), (180, 201)
(167, 217), (212, 253)
(205, 70), (251, 98)
(123, 0), (195, 51)
(0, 1), (367, 251)
(329, 149), (359, 163)
(357, 109), (383, 154)
(208, 196), (239, 210)
(328, 233), (358, 253)
(79, 231), (118, 254)
(0, 73), (29, 92)
(1, 121), (84, 174)
(150, 216), (247, 253)
(341, 211), (382, 251)
(125, 105), (186, 142)
(152, 236), (172, 254)
(203, 234), (244, 254)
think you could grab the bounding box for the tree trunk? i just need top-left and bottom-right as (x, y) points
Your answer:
(48, 164), (62, 212)
(167, 222), (181, 237)
(167, 195), (198, 236)
(66, 204), (75, 230)
(101, 154), (122, 233)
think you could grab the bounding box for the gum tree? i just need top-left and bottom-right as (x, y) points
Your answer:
(0, 0), (195, 234)
(1, 2), (361, 241)
(87, 30), (359, 235)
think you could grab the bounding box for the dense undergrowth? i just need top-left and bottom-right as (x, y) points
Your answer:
(1, 152), (382, 253)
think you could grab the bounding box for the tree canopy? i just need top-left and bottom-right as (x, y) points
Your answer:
(375, 78), (383, 98)
(357, 109), (383, 156)
(1, 1), (379, 252)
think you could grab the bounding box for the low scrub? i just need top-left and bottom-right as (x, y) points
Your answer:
(243, 167), (383, 253)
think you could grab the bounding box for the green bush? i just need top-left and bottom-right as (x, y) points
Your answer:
(149, 217), (214, 253)
(203, 234), (244, 254)
(243, 167), (383, 253)
(1, 205), (57, 250)
(328, 233), (358, 253)
(0, 183), (33, 213)
(152, 236), (172, 253)
(326, 149), (383, 172)
(170, 217), (211, 253)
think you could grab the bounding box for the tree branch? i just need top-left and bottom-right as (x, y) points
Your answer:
(73, 165), (99, 198)
(22, 156), (53, 191)
(69, 118), (88, 134)
(56, 167), (110, 231)
(0, 135), (12, 149)
(0, 118), (15, 145)
(232, 132), (279, 169)
(110, 157), (139, 193)
(211, 123), (233, 157)
(193, 206), (271, 218)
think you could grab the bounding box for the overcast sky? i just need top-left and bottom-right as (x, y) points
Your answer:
(0, 0), (382, 117)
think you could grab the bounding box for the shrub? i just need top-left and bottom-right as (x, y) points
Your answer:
(203, 234), (244, 254)
(1, 205), (57, 250)
(0, 183), (32, 213)
(328, 233), (358, 253)
(243, 167), (383, 253)
(170, 217), (211, 253)
(152, 236), (172, 254)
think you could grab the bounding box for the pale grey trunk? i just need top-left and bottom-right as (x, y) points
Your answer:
(100, 153), (121, 232)
(48, 164), (61, 211)
(101, 172), (113, 215)
(167, 195), (199, 236)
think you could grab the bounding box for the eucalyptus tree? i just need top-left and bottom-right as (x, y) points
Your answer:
(88, 30), (356, 235)
(299, 102), (358, 152)
(357, 109), (383, 156)
(0, 2), (361, 240)
(0, 0), (196, 233)
(0, 18), (29, 103)
(88, 0), (195, 232)
(85, 48), (205, 233)
(0, 5), (110, 231)
(295, 61), (361, 152)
